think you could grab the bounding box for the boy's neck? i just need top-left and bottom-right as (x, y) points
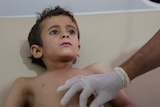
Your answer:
(46, 61), (73, 71)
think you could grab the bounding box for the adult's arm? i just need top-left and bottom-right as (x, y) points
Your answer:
(121, 29), (160, 80)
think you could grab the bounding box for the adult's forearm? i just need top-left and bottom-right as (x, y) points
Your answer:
(120, 29), (160, 80)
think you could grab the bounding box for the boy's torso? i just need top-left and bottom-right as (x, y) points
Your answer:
(25, 68), (92, 107)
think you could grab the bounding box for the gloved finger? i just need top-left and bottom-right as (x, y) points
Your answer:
(60, 82), (83, 105)
(65, 75), (85, 84)
(57, 75), (84, 92)
(80, 88), (94, 107)
(90, 93), (108, 107)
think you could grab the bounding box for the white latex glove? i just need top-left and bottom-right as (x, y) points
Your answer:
(57, 67), (130, 107)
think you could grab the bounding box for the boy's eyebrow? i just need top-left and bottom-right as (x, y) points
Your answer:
(48, 24), (77, 31)
(66, 24), (76, 29)
(48, 25), (59, 31)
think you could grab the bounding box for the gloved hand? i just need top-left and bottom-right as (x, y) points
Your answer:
(57, 67), (130, 107)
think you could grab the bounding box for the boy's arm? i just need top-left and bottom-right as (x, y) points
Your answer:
(109, 90), (136, 107)
(4, 77), (30, 107)
(85, 63), (137, 107)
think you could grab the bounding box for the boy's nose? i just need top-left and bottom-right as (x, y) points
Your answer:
(62, 34), (69, 38)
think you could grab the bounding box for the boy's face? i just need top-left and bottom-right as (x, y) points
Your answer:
(39, 15), (80, 63)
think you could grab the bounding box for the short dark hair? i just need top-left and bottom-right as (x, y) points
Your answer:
(28, 6), (80, 69)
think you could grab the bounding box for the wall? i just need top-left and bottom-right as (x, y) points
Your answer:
(0, 11), (160, 107)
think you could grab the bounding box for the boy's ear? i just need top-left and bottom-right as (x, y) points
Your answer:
(31, 45), (42, 58)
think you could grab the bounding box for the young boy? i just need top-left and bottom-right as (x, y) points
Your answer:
(4, 6), (136, 107)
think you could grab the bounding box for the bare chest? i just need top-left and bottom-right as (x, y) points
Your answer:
(29, 69), (90, 107)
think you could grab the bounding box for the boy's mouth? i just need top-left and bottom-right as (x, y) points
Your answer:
(60, 42), (72, 46)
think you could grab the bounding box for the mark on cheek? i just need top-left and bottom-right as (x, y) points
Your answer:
(42, 83), (46, 88)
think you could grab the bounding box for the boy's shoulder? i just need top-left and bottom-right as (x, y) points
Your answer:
(14, 77), (34, 84)
(12, 77), (35, 92)
(84, 62), (109, 74)
(4, 77), (35, 107)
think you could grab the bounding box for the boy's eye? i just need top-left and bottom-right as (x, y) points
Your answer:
(68, 30), (75, 35)
(50, 30), (58, 35)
